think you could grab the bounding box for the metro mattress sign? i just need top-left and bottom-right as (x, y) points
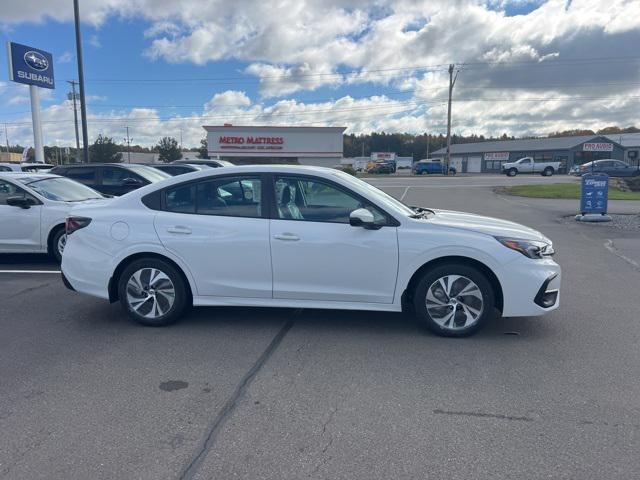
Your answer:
(583, 142), (613, 152)
(6, 42), (55, 89)
(219, 136), (284, 146)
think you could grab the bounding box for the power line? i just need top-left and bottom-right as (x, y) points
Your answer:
(83, 55), (640, 84)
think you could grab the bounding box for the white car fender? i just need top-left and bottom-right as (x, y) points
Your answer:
(109, 242), (200, 297)
(395, 243), (506, 303)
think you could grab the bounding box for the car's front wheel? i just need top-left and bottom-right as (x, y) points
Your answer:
(413, 264), (495, 337)
(507, 168), (517, 177)
(117, 258), (189, 326)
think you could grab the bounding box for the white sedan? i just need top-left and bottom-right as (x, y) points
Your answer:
(61, 165), (561, 336)
(0, 172), (105, 261)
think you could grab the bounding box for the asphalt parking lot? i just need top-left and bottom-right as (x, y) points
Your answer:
(1, 174), (639, 480)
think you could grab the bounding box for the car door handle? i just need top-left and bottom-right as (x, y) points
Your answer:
(273, 233), (300, 241)
(167, 226), (192, 235)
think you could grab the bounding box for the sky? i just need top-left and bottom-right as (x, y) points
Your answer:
(0, 0), (639, 149)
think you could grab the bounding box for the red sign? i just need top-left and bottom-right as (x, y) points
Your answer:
(219, 136), (284, 145)
(583, 142), (613, 152)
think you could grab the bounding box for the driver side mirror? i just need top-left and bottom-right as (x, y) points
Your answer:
(6, 196), (33, 209)
(349, 208), (378, 229)
(122, 177), (142, 187)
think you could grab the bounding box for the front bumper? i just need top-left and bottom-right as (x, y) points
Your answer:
(498, 257), (561, 317)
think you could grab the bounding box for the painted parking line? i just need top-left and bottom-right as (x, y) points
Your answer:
(0, 270), (61, 274)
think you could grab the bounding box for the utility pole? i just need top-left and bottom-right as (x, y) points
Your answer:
(67, 81), (81, 162)
(179, 128), (183, 151)
(74, 0), (90, 163)
(124, 126), (132, 163)
(4, 123), (9, 153)
(445, 64), (459, 175)
(425, 133), (430, 160)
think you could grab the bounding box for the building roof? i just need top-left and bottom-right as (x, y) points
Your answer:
(431, 134), (636, 156)
(604, 133), (640, 148)
(203, 125), (346, 132)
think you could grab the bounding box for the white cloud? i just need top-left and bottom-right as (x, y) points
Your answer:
(1, 0), (640, 137)
(58, 51), (73, 63)
(89, 35), (101, 48)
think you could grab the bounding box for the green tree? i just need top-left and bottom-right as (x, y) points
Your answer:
(198, 138), (209, 159)
(90, 134), (122, 163)
(156, 137), (182, 162)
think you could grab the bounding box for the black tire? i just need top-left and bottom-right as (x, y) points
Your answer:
(543, 167), (554, 176)
(50, 227), (66, 263)
(117, 258), (189, 326)
(413, 264), (495, 337)
(507, 168), (517, 177)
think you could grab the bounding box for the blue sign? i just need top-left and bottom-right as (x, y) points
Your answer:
(6, 42), (55, 89)
(580, 173), (608, 214)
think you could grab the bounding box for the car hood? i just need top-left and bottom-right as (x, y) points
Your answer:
(428, 209), (551, 243)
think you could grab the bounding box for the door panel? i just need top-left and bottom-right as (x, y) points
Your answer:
(269, 175), (398, 303)
(153, 176), (272, 298)
(0, 180), (42, 251)
(270, 220), (398, 303)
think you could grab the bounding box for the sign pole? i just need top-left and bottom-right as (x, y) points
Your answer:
(29, 85), (45, 163)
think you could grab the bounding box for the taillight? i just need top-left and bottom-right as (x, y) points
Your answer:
(66, 216), (92, 235)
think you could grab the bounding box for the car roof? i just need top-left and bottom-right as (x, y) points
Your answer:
(0, 172), (60, 180)
(54, 163), (155, 168)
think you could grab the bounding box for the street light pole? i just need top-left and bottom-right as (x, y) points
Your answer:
(124, 126), (132, 163)
(67, 80), (81, 162)
(73, 0), (90, 163)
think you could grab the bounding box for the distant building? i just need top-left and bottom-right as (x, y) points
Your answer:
(120, 152), (160, 164)
(0, 152), (22, 163)
(430, 134), (640, 173)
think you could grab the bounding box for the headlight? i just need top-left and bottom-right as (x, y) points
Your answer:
(495, 236), (555, 259)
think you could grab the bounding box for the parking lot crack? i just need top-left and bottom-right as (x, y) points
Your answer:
(177, 316), (296, 480)
(433, 408), (533, 422)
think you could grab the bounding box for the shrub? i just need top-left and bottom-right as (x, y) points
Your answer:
(342, 166), (357, 176)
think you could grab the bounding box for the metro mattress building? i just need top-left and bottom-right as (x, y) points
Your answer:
(205, 125), (345, 168)
(430, 134), (640, 174)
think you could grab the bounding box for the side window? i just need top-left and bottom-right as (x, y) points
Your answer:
(274, 176), (386, 224)
(166, 183), (196, 213)
(0, 180), (36, 206)
(0, 166), (12, 172)
(196, 177), (262, 217)
(102, 167), (140, 186)
(163, 176), (262, 218)
(66, 167), (96, 185)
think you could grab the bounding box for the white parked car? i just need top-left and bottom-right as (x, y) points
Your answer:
(61, 166), (561, 336)
(0, 162), (55, 173)
(502, 157), (561, 177)
(0, 172), (106, 261)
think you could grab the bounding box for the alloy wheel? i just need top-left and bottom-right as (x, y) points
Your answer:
(57, 233), (67, 257)
(125, 268), (176, 319)
(425, 275), (484, 330)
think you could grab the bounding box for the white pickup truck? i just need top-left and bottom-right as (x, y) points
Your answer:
(502, 157), (561, 177)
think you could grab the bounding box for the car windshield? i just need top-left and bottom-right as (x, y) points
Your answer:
(126, 165), (171, 182)
(332, 171), (416, 216)
(19, 177), (104, 201)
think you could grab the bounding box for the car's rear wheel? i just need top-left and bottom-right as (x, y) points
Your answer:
(51, 227), (66, 263)
(117, 258), (188, 326)
(542, 167), (554, 176)
(507, 168), (517, 177)
(413, 264), (495, 337)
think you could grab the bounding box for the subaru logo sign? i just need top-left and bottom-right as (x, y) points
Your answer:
(24, 51), (49, 71)
(7, 42), (55, 89)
